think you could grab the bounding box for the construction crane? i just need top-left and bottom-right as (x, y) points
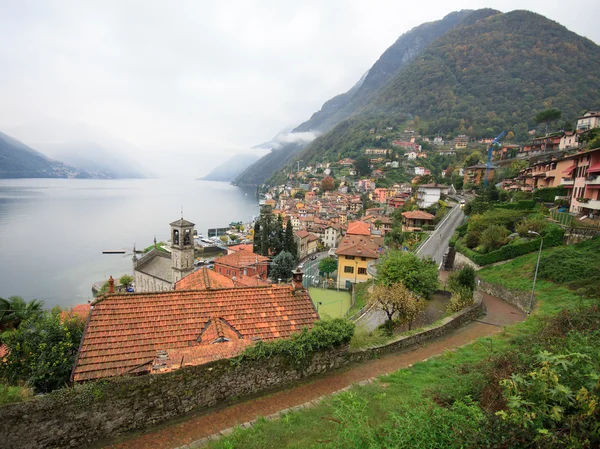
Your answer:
(484, 131), (506, 187)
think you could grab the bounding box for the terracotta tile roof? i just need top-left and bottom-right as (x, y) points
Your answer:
(60, 303), (91, 322)
(0, 343), (9, 360)
(335, 235), (380, 259)
(175, 268), (235, 290)
(307, 233), (319, 242)
(72, 285), (318, 382)
(402, 210), (435, 220)
(214, 249), (269, 269)
(233, 274), (271, 287)
(228, 244), (254, 253)
(346, 221), (371, 236)
(295, 230), (310, 238)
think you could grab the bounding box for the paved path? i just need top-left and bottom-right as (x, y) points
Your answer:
(102, 292), (525, 449)
(416, 204), (464, 266)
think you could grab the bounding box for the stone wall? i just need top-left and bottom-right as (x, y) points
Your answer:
(0, 295), (484, 449)
(477, 278), (531, 313)
(454, 251), (481, 270)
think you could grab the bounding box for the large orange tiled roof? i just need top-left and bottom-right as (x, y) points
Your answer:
(402, 210), (435, 220)
(346, 221), (371, 236)
(335, 235), (380, 259)
(228, 244), (254, 253)
(214, 249), (269, 269)
(72, 285), (318, 382)
(175, 267), (235, 290)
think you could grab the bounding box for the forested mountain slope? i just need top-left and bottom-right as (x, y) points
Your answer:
(298, 10), (600, 166)
(234, 9), (497, 186)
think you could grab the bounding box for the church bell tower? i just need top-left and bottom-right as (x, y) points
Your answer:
(170, 217), (195, 282)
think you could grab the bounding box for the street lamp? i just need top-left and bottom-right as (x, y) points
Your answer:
(527, 230), (543, 314)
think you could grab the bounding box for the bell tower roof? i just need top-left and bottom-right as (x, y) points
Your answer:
(170, 218), (195, 227)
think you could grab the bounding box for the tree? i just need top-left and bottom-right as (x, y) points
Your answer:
(219, 235), (229, 243)
(269, 251), (296, 282)
(447, 266), (476, 293)
(320, 176), (335, 191)
(355, 156), (371, 176)
(384, 227), (404, 249)
(0, 296), (44, 329)
(0, 308), (85, 393)
(273, 214), (285, 255)
(534, 108), (562, 136)
(368, 283), (426, 333)
(446, 286), (474, 314)
(377, 250), (439, 299)
(318, 257), (338, 278)
(119, 275), (133, 290)
(464, 151), (483, 167)
(253, 221), (261, 253)
(284, 220), (298, 259)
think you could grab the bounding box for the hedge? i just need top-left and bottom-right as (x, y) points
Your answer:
(533, 187), (568, 202)
(455, 225), (564, 266)
(493, 200), (536, 210)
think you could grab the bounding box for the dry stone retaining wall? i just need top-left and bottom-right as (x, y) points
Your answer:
(0, 293), (484, 449)
(477, 278), (531, 312)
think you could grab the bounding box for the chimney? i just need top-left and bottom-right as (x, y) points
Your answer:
(292, 268), (304, 292)
(108, 275), (115, 294)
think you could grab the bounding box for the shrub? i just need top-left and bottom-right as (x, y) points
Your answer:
(515, 216), (548, 236)
(493, 200), (536, 210)
(235, 318), (354, 364)
(0, 308), (85, 393)
(479, 225), (509, 253)
(533, 186), (568, 202)
(447, 266), (476, 293)
(446, 287), (474, 314)
(456, 225), (564, 266)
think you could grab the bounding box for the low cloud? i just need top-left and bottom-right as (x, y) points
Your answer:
(256, 131), (320, 151)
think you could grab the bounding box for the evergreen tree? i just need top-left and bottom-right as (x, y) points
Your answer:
(259, 206), (274, 256)
(285, 220), (298, 259)
(269, 251), (296, 282)
(274, 214), (285, 255)
(253, 221), (261, 253)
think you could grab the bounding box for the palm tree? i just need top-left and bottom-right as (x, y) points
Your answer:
(2, 296), (44, 329)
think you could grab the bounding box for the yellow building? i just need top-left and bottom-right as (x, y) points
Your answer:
(335, 235), (380, 289)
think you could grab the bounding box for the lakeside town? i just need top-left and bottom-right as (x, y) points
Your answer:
(2, 3), (600, 447)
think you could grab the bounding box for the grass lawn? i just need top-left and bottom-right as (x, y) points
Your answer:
(207, 240), (600, 449)
(308, 287), (352, 319)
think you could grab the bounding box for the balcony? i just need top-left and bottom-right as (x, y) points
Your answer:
(581, 200), (600, 211)
(586, 175), (600, 185)
(561, 178), (574, 186)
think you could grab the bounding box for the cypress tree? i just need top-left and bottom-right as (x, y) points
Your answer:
(285, 219), (298, 260)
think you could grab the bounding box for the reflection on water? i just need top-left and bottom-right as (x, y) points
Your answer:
(0, 179), (259, 309)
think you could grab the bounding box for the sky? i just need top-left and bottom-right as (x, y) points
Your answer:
(1, 0), (599, 177)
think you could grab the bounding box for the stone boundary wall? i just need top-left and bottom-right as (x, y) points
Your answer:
(477, 278), (531, 313)
(0, 295), (484, 449)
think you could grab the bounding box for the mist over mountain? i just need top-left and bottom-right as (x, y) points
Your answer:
(0, 131), (109, 179)
(234, 9), (497, 186)
(199, 153), (261, 182)
(8, 120), (148, 179)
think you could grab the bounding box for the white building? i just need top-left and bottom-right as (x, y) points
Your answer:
(414, 166), (428, 176)
(406, 151), (418, 160)
(323, 224), (344, 248)
(559, 131), (579, 150)
(416, 184), (449, 209)
(576, 111), (600, 131)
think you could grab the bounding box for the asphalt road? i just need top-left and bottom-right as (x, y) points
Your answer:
(299, 251), (330, 288)
(357, 203), (465, 331)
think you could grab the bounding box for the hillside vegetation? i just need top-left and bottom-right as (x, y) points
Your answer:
(285, 10), (600, 171)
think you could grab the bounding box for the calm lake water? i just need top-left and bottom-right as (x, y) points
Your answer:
(0, 179), (259, 309)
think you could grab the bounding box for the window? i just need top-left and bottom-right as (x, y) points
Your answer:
(344, 266), (354, 274)
(358, 267), (367, 275)
(361, 257), (367, 261)
(345, 255), (355, 260)
(226, 269), (230, 276)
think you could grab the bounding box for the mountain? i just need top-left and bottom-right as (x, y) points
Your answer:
(199, 153), (260, 182)
(8, 120), (147, 179)
(233, 9), (499, 186)
(0, 131), (108, 179)
(295, 10), (600, 168)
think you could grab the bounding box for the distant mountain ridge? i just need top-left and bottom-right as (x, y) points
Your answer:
(199, 153), (260, 182)
(234, 9), (498, 186)
(0, 131), (110, 179)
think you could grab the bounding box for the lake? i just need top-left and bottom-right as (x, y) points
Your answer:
(0, 179), (260, 309)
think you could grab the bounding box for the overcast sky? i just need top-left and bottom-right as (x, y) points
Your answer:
(1, 0), (599, 177)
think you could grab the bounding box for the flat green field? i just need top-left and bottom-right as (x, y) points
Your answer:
(308, 287), (352, 319)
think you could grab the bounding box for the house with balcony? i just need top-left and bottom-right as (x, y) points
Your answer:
(576, 111), (600, 132)
(401, 210), (435, 232)
(561, 148), (600, 216)
(464, 163), (497, 185)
